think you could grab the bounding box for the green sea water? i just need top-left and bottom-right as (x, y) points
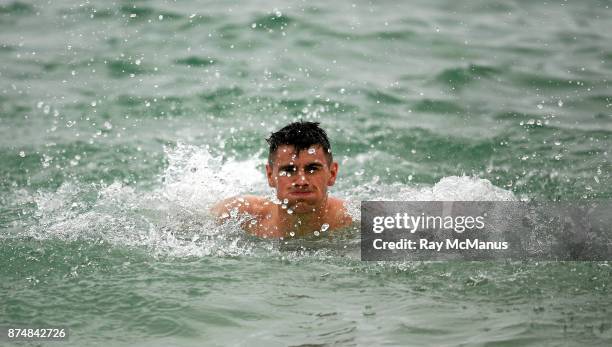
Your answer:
(1, 0), (611, 345)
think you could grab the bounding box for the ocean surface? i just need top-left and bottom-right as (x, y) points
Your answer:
(1, 0), (611, 345)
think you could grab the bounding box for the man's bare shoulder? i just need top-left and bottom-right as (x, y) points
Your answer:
(327, 197), (354, 229)
(210, 195), (272, 219)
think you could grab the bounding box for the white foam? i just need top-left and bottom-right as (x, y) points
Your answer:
(160, 143), (267, 210)
(20, 144), (269, 257)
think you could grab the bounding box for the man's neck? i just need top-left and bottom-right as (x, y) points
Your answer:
(276, 199), (329, 237)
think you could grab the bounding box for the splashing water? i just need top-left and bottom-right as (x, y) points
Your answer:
(8, 143), (517, 260)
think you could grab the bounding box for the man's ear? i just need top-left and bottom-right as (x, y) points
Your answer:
(265, 163), (275, 187)
(327, 161), (339, 186)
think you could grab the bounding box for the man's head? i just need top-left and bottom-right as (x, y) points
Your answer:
(266, 121), (332, 165)
(265, 121), (338, 214)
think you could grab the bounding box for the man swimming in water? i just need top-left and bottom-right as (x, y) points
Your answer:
(211, 121), (352, 238)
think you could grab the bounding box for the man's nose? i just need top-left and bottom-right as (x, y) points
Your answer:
(292, 169), (309, 186)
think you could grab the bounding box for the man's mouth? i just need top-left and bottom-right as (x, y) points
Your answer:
(289, 191), (313, 196)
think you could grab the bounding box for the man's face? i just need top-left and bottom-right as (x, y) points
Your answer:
(266, 145), (338, 214)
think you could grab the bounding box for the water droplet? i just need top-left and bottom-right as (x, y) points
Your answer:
(362, 305), (376, 316)
(308, 148), (316, 154)
(279, 171), (287, 176)
(135, 59), (141, 65)
(251, 23), (257, 28)
(103, 121), (112, 130)
(281, 204), (287, 209)
(158, 15), (163, 20)
(313, 231), (320, 236)
(287, 209), (293, 214)
(289, 231), (295, 237)
(321, 223), (329, 232)
(537, 104), (543, 109)
(283, 199), (289, 204)
(557, 100), (564, 107)
(18, 151), (25, 158)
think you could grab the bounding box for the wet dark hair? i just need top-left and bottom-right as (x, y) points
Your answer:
(266, 121), (332, 164)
